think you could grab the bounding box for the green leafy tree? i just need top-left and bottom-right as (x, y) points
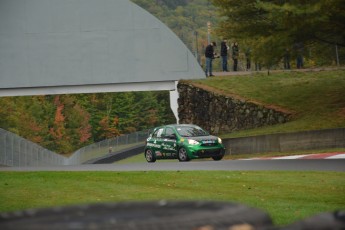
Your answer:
(213, 0), (345, 67)
(155, 91), (176, 125)
(134, 92), (163, 130)
(0, 97), (19, 132)
(112, 92), (138, 134)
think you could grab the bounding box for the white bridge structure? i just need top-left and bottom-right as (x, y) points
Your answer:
(0, 0), (205, 122)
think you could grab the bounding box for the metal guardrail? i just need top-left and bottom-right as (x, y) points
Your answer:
(0, 128), (149, 167)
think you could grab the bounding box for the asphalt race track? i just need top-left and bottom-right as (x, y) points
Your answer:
(1, 159), (344, 172)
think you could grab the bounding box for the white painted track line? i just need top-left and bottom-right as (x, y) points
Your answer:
(242, 153), (345, 160)
(327, 153), (345, 159)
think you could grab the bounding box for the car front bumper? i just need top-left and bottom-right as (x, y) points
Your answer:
(186, 145), (225, 159)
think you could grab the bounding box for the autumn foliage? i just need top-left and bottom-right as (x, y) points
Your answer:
(0, 92), (175, 154)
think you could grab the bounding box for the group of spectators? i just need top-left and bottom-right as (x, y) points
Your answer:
(204, 39), (248, 77)
(205, 39), (304, 77)
(284, 43), (304, 70)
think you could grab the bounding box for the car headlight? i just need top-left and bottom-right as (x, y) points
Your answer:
(218, 137), (222, 144)
(188, 139), (200, 145)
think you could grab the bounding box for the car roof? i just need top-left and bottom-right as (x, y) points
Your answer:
(151, 124), (201, 132)
(164, 124), (200, 129)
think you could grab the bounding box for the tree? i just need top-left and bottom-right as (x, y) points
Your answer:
(48, 96), (72, 154)
(98, 116), (120, 139)
(73, 104), (92, 144)
(47, 95), (93, 154)
(156, 0), (189, 9)
(213, 0), (345, 67)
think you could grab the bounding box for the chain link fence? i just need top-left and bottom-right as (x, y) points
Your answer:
(0, 128), (149, 167)
(67, 131), (149, 165)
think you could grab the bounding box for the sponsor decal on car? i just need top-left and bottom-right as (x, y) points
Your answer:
(161, 143), (176, 151)
(147, 143), (161, 148)
(163, 139), (177, 143)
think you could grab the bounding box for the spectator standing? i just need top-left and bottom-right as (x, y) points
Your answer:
(232, 42), (239, 71)
(205, 41), (217, 77)
(255, 62), (262, 71)
(284, 48), (291, 69)
(220, 39), (229, 72)
(294, 42), (304, 69)
(296, 54), (303, 69)
(245, 47), (251, 71)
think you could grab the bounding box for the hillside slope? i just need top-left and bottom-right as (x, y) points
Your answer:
(190, 69), (345, 138)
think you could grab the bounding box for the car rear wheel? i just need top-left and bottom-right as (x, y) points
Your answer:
(145, 149), (156, 163)
(178, 147), (190, 162)
(212, 155), (224, 161)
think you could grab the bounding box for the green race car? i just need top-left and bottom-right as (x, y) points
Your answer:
(144, 124), (226, 162)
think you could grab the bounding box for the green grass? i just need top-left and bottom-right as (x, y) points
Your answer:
(191, 69), (345, 138)
(0, 171), (344, 226)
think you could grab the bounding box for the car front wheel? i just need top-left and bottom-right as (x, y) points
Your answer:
(178, 147), (190, 162)
(145, 149), (156, 163)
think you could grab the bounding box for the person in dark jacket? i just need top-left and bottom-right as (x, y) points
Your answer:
(245, 47), (251, 71)
(205, 41), (217, 77)
(283, 48), (291, 70)
(232, 42), (239, 71)
(220, 39), (229, 72)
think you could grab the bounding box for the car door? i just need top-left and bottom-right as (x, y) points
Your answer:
(149, 128), (164, 158)
(161, 127), (178, 158)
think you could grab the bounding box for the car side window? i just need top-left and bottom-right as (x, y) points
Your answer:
(153, 128), (164, 138)
(164, 128), (175, 139)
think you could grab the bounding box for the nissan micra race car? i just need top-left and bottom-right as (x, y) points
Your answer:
(144, 124), (225, 162)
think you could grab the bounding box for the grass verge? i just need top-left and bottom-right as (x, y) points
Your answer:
(0, 171), (344, 226)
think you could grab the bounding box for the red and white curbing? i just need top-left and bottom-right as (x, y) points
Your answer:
(242, 153), (345, 160)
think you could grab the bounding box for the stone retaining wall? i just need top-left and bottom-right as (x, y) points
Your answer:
(177, 81), (291, 134)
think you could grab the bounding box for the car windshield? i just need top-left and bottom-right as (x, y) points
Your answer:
(176, 126), (209, 137)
